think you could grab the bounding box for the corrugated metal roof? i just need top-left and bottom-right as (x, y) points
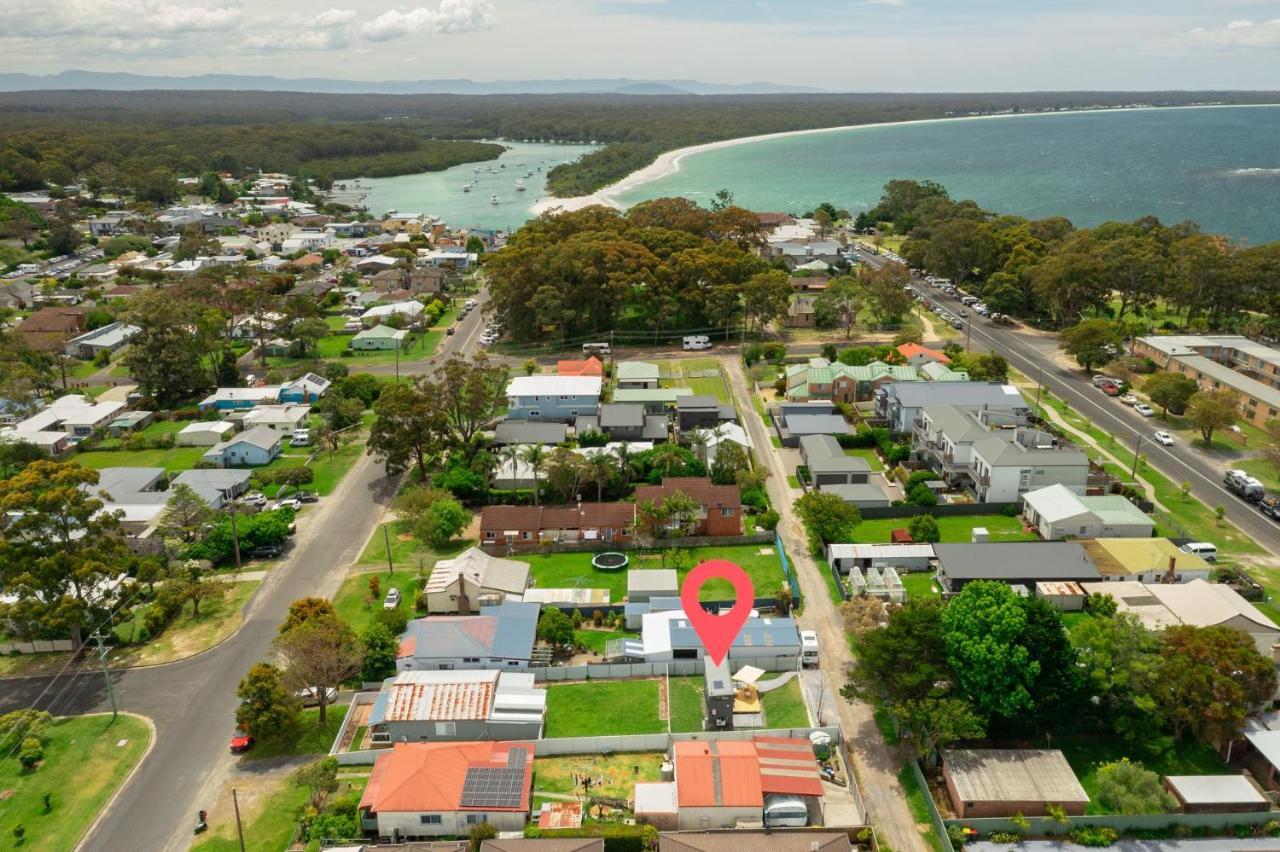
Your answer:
(943, 749), (1088, 804)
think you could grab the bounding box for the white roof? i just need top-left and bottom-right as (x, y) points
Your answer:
(1165, 775), (1266, 805)
(179, 420), (235, 435)
(201, 386), (282, 405)
(827, 543), (936, 561)
(1247, 730), (1280, 771)
(1022, 483), (1090, 523)
(242, 404), (310, 426)
(707, 422), (751, 450)
(734, 664), (765, 685)
(360, 300), (424, 320)
(634, 782), (678, 814)
(1080, 579), (1279, 632)
(506, 375), (602, 397)
(15, 394), (124, 433)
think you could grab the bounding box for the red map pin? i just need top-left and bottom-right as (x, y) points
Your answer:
(680, 559), (755, 666)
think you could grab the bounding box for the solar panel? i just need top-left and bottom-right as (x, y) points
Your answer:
(460, 749), (528, 809)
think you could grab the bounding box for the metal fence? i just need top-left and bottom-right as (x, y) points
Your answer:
(910, 760), (956, 852)
(0, 639), (74, 654)
(529, 657), (799, 681)
(856, 502), (1019, 520)
(776, 533), (802, 606)
(947, 811), (1278, 835)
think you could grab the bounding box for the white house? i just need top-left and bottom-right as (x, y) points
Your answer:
(1022, 483), (1155, 540)
(361, 300), (425, 327)
(422, 547), (531, 614)
(351, 324), (408, 350)
(241, 404), (311, 434)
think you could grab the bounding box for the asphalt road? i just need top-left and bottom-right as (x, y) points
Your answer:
(854, 246), (1280, 559)
(0, 299), (490, 851)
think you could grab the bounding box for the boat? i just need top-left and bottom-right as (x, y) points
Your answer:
(462, 184), (472, 193)
(515, 179), (526, 192)
(491, 195), (500, 205)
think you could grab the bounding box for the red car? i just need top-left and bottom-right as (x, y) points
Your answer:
(1099, 383), (1120, 396)
(229, 729), (254, 754)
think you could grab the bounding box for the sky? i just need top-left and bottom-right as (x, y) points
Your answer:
(2, 0), (1279, 90)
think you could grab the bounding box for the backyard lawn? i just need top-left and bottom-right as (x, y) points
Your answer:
(668, 675), (809, 732)
(244, 705), (348, 761)
(851, 514), (1034, 544)
(514, 543), (784, 602)
(333, 568), (423, 636)
(74, 444), (209, 473)
(844, 447), (885, 471)
(668, 676), (705, 733)
(0, 714), (151, 852)
(543, 680), (665, 737)
(1053, 734), (1230, 815)
(532, 753), (666, 800)
(659, 358), (731, 403)
(573, 628), (637, 654)
(901, 572), (939, 599)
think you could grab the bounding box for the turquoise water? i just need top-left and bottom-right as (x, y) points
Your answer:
(615, 105), (1280, 245)
(359, 140), (600, 231)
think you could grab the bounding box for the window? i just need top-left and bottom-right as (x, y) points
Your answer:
(466, 815), (488, 825)
(434, 722), (456, 736)
(484, 530), (495, 540)
(521, 531), (531, 540)
(529, 410), (540, 418)
(508, 660), (521, 666)
(721, 508), (735, 517)
(420, 815), (442, 825)
(462, 657), (480, 663)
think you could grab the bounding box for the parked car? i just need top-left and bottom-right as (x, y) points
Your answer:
(241, 491), (267, 507)
(275, 497), (302, 511)
(1092, 375), (1120, 388)
(1118, 393), (1138, 405)
(295, 491), (319, 503)
(248, 543), (283, 559)
(1134, 403), (1155, 417)
(1153, 430), (1174, 446)
(296, 686), (339, 707)
(1100, 383), (1120, 396)
(447, 326), (456, 335)
(230, 729), (254, 753)
(383, 588), (402, 610)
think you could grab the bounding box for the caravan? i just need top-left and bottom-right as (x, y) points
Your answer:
(763, 795), (810, 827)
(682, 335), (712, 351)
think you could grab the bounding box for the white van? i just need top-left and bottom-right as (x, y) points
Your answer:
(1180, 542), (1218, 561)
(800, 630), (819, 668)
(582, 342), (611, 356)
(290, 429), (311, 447)
(682, 335), (712, 351)
(464, 299), (477, 310)
(763, 795), (810, 828)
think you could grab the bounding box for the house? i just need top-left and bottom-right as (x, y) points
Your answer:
(505, 376), (602, 422)
(87, 466), (171, 530)
(595, 403), (669, 441)
(896, 342), (951, 367)
(198, 386), (282, 411)
(703, 422), (750, 467)
(1078, 538), (1211, 583)
(614, 388), (693, 413)
(63, 322), (139, 359)
(486, 838), (603, 852)
(785, 358), (919, 403)
(919, 361), (970, 382)
(241, 404), (310, 434)
(177, 420), (236, 446)
(358, 741), (534, 838)
(768, 239), (843, 270)
(826, 543), (936, 575)
(616, 361), (660, 390)
(367, 670), (545, 745)
(773, 401), (851, 448)
(1022, 484), (1155, 540)
(201, 425), (283, 468)
(876, 381), (1030, 435)
(933, 542), (1100, 593)
(1164, 776), (1269, 814)
(281, 372), (331, 404)
(637, 738), (823, 830)
(913, 404), (1059, 493)
(493, 421), (567, 446)
(636, 609), (800, 664)
(423, 547), (531, 614)
(658, 832), (852, 852)
(231, 312), (284, 340)
(351, 324), (407, 350)
(106, 411), (154, 436)
(17, 307), (88, 351)
(634, 478), (742, 538)
(628, 569), (679, 603)
(170, 469), (252, 508)
(782, 294), (817, 328)
(676, 396), (736, 434)
(555, 357), (604, 377)
(0, 427), (70, 457)
(12, 394), (124, 437)
(970, 430), (1089, 503)
(1078, 579), (1280, 637)
(355, 254), (401, 274)
(479, 504), (636, 551)
(396, 602), (541, 671)
(799, 434), (888, 507)
(942, 749), (1089, 818)
(361, 300), (425, 327)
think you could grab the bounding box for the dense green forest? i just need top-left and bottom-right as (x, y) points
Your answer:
(1, 89), (1277, 197)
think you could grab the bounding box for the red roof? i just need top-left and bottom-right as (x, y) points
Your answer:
(397, 635), (417, 658)
(634, 478), (740, 512)
(896, 342), (950, 364)
(673, 737), (822, 808)
(890, 529), (914, 544)
(480, 503), (637, 533)
(360, 742), (534, 814)
(754, 736), (826, 798)
(556, 357), (604, 377)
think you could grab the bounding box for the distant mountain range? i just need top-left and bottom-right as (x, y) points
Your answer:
(0, 70), (822, 95)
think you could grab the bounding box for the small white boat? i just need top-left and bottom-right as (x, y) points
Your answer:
(514, 179), (526, 192)
(491, 195), (500, 205)
(462, 184), (472, 193)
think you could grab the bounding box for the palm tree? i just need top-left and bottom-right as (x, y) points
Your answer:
(471, 449), (497, 505)
(585, 451), (615, 502)
(521, 444), (547, 506)
(650, 442), (686, 478)
(613, 442), (639, 488)
(688, 428), (711, 465)
(499, 445), (522, 502)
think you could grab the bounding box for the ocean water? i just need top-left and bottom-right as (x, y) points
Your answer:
(614, 105), (1280, 245)
(358, 140), (600, 231)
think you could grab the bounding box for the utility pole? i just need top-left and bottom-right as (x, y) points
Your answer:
(90, 631), (117, 721)
(1131, 434), (1145, 481)
(1034, 364), (1046, 412)
(229, 506), (241, 573)
(231, 787), (246, 852)
(394, 338), (400, 383)
(964, 317), (971, 352)
(383, 523), (394, 576)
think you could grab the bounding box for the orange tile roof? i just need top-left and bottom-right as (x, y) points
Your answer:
(673, 741), (763, 808)
(897, 342), (950, 364)
(556, 357), (604, 376)
(360, 742), (534, 814)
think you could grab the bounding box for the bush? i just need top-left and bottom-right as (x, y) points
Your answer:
(740, 486), (768, 512)
(1000, 503), (1020, 517)
(947, 825), (969, 847)
(986, 833), (1024, 844)
(773, 376), (787, 395)
(742, 342), (764, 366)
(376, 606), (409, 636)
(907, 482), (938, 506)
(1068, 827), (1118, 847)
(18, 737), (43, 769)
(757, 509), (780, 531)
(761, 342), (787, 363)
(257, 466), (315, 487)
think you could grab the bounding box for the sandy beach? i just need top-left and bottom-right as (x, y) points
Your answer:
(528, 103), (1247, 217)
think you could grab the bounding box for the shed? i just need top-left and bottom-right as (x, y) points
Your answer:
(1034, 581), (1086, 611)
(107, 410), (154, 436)
(177, 420), (235, 446)
(826, 543), (935, 575)
(634, 782), (679, 831)
(628, 569), (679, 603)
(1164, 775), (1268, 814)
(942, 749), (1089, 818)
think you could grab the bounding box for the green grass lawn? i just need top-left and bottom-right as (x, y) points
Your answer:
(90, 418), (192, 450)
(573, 628), (636, 654)
(0, 714), (151, 851)
(74, 444), (209, 473)
(668, 677), (706, 733)
(852, 514), (1033, 544)
(112, 580), (260, 666)
(901, 572), (939, 599)
(192, 774), (312, 852)
(1238, 458), (1280, 493)
(760, 677), (810, 728)
(668, 676), (808, 732)
(844, 447), (885, 471)
(333, 568), (422, 636)
(817, 557), (846, 606)
(1054, 734), (1230, 815)
(544, 680), (665, 737)
(533, 753), (665, 799)
(513, 543), (784, 602)
(898, 762), (945, 852)
(244, 705), (348, 761)
(301, 440), (365, 495)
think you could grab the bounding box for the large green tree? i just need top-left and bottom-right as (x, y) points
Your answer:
(1143, 371), (1198, 417)
(1058, 318), (1123, 373)
(1152, 625), (1276, 743)
(122, 289), (218, 405)
(235, 662), (301, 742)
(941, 581), (1038, 721)
(1185, 389), (1239, 447)
(367, 380), (442, 480)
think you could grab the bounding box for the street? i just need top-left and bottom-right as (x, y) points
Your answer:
(0, 301), (490, 851)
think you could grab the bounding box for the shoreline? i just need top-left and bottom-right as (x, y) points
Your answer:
(529, 102), (1279, 216)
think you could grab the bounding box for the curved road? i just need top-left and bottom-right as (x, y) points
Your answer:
(0, 300), (491, 851)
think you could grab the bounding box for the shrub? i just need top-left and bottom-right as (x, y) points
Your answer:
(18, 737), (43, 769)
(907, 483), (938, 506)
(947, 825), (969, 847)
(740, 486), (768, 512)
(1068, 826), (1118, 847)
(773, 376), (787, 395)
(986, 833), (1023, 844)
(757, 509), (780, 531)
(1001, 503), (1020, 517)
(376, 606), (409, 636)
(761, 342), (786, 363)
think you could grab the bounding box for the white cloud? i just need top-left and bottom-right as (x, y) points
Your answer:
(1183, 17), (1280, 47)
(313, 8), (357, 27)
(244, 30), (350, 51)
(4, 0), (242, 37)
(861, 0), (908, 7)
(361, 0), (497, 41)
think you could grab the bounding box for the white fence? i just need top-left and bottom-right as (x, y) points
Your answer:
(0, 639), (74, 654)
(530, 657), (798, 682)
(334, 725), (843, 766)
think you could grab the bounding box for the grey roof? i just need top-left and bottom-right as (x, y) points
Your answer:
(667, 614), (800, 651)
(400, 601), (540, 660)
(823, 482), (888, 504)
(934, 542), (1100, 582)
(676, 395), (720, 411)
(573, 416), (600, 434)
(599, 403), (645, 429)
(885, 381), (1028, 408)
(225, 425), (282, 451)
(923, 405), (989, 441)
(641, 415), (670, 440)
(494, 420), (567, 445)
(800, 433), (869, 474)
(785, 413), (852, 436)
(94, 467), (166, 496)
(943, 749), (1089, 804)
(971, 436), (1088, 468)
(172, 469), (251, 505)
